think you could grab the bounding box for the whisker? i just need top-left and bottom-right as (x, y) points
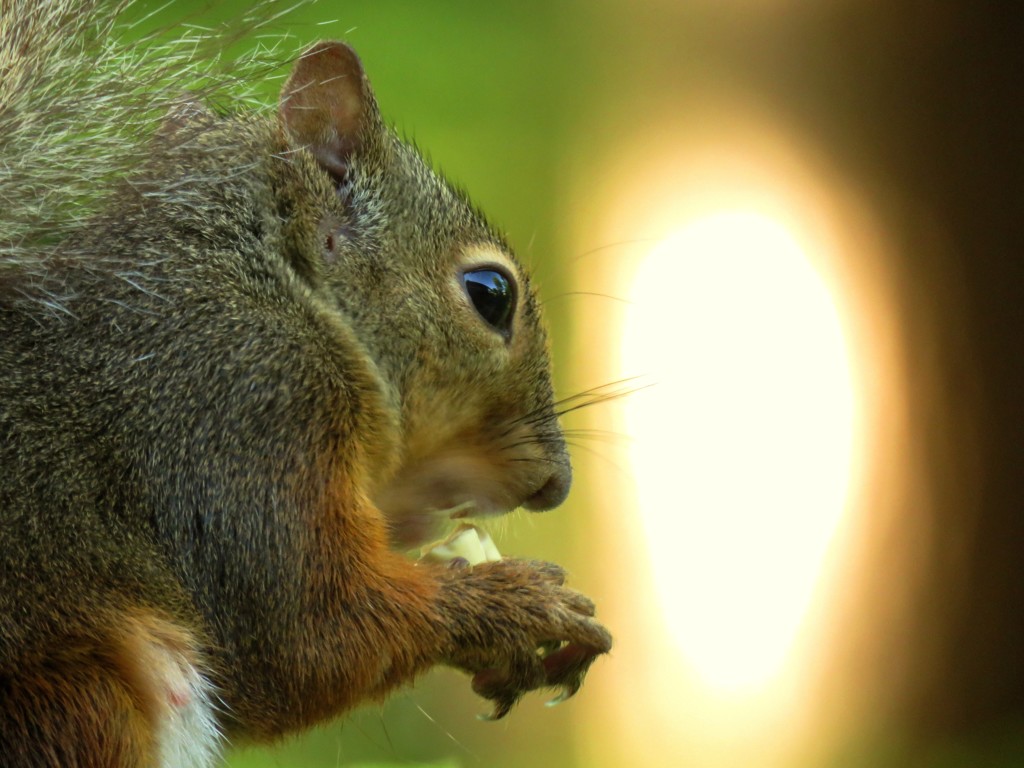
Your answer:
(554, 380), (651, 412)
(413, 701), (477, 759)
(538, 290), (633, 309)
(552, 376), (650, 404)
(561, 428), (632, 445)
(570, 238), (660, 263)
(553, 382), (653, 420)
(542, 377), (650, 419)
(506, 456), (567, 467)
(493, 377), (652, 444)
(565, 440), (632, 478)
(532, 238), (659, 285)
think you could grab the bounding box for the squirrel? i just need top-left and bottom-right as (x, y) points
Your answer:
(0, 2), (611, 766)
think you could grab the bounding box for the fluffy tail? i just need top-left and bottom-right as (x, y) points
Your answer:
(0, 0), (296, 304)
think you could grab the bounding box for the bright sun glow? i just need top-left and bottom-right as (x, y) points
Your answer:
(622, 210), (854, 695)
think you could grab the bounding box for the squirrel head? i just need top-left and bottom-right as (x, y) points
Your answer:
(279, 42), (570, 548)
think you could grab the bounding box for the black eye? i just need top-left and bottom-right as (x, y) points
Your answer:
(462, 267), (516, 336)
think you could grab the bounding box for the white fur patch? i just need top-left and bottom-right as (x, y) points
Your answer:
(151, 646), (223, 768)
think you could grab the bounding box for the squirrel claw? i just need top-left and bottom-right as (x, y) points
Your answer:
(477, 697), (517, 721)
(541, 641), (601, 683)
(445, 559), (611, 721)
(544, 684), (577, 708)
(471, 668), (522, 721)
(476, 707), (501, 722)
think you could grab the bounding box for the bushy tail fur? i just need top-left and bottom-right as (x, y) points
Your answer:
(0, 0), (295, 306)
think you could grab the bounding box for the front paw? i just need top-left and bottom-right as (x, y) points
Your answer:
(435, 558), (612, 719)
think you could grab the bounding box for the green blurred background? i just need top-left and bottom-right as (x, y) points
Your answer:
(121, 2), (1024, 766)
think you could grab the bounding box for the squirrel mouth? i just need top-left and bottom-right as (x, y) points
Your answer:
(442, 500), (476, 520)
(374, 452), (522, 550)
(387, 499), (505, 552)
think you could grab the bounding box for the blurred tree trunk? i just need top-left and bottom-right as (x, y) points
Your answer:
(757, 1), (1024, 740)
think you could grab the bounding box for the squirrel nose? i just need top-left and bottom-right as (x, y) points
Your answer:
(522, 463), (572, 511)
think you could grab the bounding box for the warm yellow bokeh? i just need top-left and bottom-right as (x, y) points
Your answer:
(568, 106), (909, 765)
(622, 211), (855, 696)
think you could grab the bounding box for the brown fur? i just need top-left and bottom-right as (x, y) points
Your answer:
(0, 20), (611, 764)
(0, 616), (161, 767)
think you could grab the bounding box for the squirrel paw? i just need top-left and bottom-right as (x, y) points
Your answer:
(437, 558), (612, 720)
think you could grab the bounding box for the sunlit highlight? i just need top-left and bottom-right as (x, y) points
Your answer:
(621, 211), (855, 694)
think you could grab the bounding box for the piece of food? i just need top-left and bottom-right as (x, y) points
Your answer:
(420, 523), (502, 566)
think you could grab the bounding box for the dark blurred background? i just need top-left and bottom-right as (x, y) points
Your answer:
(131, 1), (1023, 766)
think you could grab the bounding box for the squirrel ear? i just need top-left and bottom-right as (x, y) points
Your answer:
(280, 41), (375, 180)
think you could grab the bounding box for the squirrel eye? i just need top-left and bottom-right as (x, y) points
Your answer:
(462, 267), (516, 336)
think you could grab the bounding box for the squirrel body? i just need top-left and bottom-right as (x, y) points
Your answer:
(0, 7), (609, 766)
